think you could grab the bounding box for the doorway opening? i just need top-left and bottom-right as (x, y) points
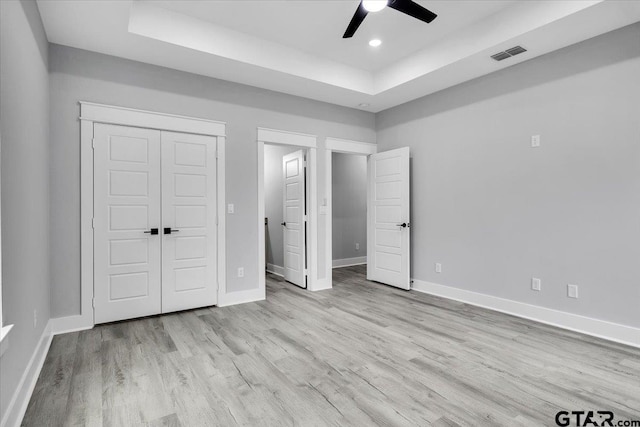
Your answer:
(264, 144), (310, 289)
(325, 138), (411, 291)
(331, 152), (367, 271)
(257, 127), (319, 298)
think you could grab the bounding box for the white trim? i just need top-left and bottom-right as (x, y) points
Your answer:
(0, 320), (53, 427)
(51, 315), (92, 335)
(79, 102), (226, 329)
(257, 127), (317, 148)
(324, 149), (333, 290)
(266, 263), (284, 277)
(79, 102), (226, 136)
(79, 118), (95, 329)
(216, 138), (227, 308)
(257, 141), (266, 299)
(307, 148), (320, 291)
(332, 257), (367, 268)
(0, 324), (14, 357)
(411, 279), (640, 349)
(218, 288), (265, 307)
(310, 278), (332, 292)
(325, 137), (377, 155)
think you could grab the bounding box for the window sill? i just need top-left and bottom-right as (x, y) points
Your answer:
(0, 324), (14, 357)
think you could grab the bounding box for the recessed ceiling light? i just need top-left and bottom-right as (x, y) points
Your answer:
(359, 103), (370, 107)
(369, 39), (382, 47)
(362, 0), (388, 13)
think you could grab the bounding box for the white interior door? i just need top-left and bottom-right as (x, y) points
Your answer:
(93, 124), (162, 323)
(367, 147), (410, 290)
(161, 131), (218, 312)
(282, 150), (306, 288)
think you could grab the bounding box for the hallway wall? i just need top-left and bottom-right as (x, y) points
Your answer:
(0, 0), (51, 421)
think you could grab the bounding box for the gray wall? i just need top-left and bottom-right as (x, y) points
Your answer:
(0, 0), (51, 419)
(49, 44), (376, 317)
(332, 153), (367, 261)
(264, 144), (298, 270)
(376, 23), (640, 328)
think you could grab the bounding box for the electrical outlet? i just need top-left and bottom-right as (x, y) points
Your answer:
(33, 310), (37, 328)
(237, 267), (244, 278)
(531, 277), (541, 291)
(567, 284), (579, 299)
(355, 243), (360, 251)
(531, 135), (541, 147)
(228, 204), (235, 214)
(435, 263), (442, 273)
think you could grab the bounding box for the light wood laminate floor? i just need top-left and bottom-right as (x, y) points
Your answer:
(23, 265), (640, 426)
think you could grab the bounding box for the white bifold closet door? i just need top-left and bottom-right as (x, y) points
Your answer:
(93, 123), (217, 324)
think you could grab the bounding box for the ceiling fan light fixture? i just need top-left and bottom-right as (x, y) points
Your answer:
(369, 39), (382, 47)
(362, 0), (388, 13)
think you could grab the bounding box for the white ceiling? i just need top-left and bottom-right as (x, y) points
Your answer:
(145, 0), (516, 72)
(37, 0), (640, 112)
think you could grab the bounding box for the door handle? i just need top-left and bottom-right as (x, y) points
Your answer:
(397, 223), (409, 228)
(144, 228), (159, 235)
(281, 222), (286, 226)
(164, 227), (180, 235)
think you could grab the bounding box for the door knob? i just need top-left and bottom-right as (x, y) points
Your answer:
(164, 227), (180, 235)
(397, 223), (409, 228)
(281, 222), (286, 226)
(144, 228), (159, 235)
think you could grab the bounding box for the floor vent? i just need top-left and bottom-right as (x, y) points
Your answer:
(491, 46), (527, 61)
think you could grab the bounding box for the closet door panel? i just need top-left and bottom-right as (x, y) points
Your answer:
(161, 131), (218, 313)
(93, 124), (162, 324)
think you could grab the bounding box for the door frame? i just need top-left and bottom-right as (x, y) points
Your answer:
(324, 137), (377, 290)
(70, 102), (227, 332)
(257, 128), (319, 292)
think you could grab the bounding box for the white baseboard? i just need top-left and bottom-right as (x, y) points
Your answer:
(218, 288), (265, 307)
(1, 320), (53, 427)
(51, 314), (93, 336)
(411, 279), (640, 348)
(310, 278), (332, 292)
(266, 263), (284, 277)
(332, 257), (367, 268)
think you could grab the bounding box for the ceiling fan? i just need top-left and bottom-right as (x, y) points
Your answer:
(343, 0), (437, 38)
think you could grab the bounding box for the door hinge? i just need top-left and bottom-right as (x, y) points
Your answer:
(92, 298), (95, 308)
(304, 215), (308, 222)
(91, 139), (96, 149)
(215, 215), (218, 226)
(92, 218), (95, 228)
(303, 269), (308, 277)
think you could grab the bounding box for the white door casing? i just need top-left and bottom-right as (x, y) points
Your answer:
(367, 147), (411, 290)
(93, 124), (162, 323)
(161, 131), (218, 312)
(282, 150), (306, 288)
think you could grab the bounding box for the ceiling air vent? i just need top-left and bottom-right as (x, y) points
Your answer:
(491, 46), (527, 61)
(491, 51), (512, 61)
(505, 46), (527, 56)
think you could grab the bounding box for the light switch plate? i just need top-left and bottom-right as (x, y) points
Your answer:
(531, 277), (541, 291)
(567, 284), (579, 298)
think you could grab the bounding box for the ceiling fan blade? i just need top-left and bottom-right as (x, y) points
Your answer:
(343, 1), (369, 38)
(388, 0), (437, 23)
